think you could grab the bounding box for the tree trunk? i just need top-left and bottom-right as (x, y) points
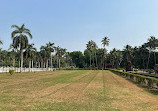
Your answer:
(41, 59), (43, 68)
(59, 59), (60, 68)
(90, 51), (91, 69)
(13, 52), (15, 67)
(32, 60), (34, 72)
(36, 62), (37, 68)
(95, 51), (98, 69)
(32, 59), (33, 68)
(93, 51), (94, 67)
(19, 60), (20, 68)
(20, 50), (23, 73)
(46, 59), (48, 70)
(51, 55), (52, 68)
(29, 59), (31, 72)
(44, 62), (45, 68)
(102, 50), (105, 70)
(38, 61), (40, 68)
(57, 56), (58, 68)
(147, 52), (151, 69)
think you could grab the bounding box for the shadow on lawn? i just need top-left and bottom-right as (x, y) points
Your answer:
(125, 78), (158, 95)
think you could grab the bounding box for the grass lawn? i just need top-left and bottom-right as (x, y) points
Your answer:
(0, 70), (158, 111)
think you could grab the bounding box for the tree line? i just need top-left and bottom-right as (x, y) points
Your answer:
(0, 24), (158, 71)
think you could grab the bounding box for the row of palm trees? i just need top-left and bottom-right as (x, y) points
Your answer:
(0, 24), (67, 72)
(0, 24), (158, 71)
(86, 37), (110, 69)
(106, 36), (158, 69)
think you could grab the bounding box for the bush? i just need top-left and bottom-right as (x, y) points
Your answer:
(109, 69), (158, 89)
(9, 70), (14, 75)
(63, 68), (97, 70)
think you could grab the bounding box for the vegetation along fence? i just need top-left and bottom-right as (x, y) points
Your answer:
(109, 69), (158, 89)
(0, 67), (56, 73)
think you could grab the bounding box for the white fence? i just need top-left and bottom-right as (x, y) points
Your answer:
(0, 67), (57, 73)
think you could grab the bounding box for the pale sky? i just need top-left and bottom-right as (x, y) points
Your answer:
(0, 0), (158, 52)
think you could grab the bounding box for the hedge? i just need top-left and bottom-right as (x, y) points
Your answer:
(63, 68), (97, 70)
(109, 69), (158, 89)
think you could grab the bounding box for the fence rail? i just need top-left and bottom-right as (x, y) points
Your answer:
(0, 67), (57, 73)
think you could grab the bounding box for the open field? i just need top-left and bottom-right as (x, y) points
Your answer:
(0, 70), (158, 111)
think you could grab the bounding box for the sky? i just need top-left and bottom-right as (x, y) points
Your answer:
(0, 0), (158, 52)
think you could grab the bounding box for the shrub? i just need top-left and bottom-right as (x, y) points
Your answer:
(109, 69), (158, 89)
(9, 70), (14, 75)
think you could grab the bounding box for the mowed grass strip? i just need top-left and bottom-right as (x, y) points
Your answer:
(0, 70), (158, 111)
(103, 70), (158, 111)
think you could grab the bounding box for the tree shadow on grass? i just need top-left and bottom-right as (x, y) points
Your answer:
(125, 78), (158, 95)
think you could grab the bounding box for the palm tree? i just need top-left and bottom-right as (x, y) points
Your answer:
(101, 37), (109, 70)
(0, 40), (3, 45)
(55, 46), (66, 68)
(86, 40), (93, 68)
(145, 36), (158, 69)
(46, 42), (55, 69)
(123, 45), (133, 71)
(8, 44), (17, 67)
(91, 41), (98, 69)
(110, 48), (123, 68)
(25, 44), (36, 72)
(11, 24), (32, 72)
(124, 45), (133, 62)
(40, 45), (47, 68)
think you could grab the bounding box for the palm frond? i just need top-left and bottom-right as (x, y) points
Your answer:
(0, 40), (3, 45)
(24, 32), (32, 39)
(21, 24), (25, 30)
(11, 25), (20, 30)
(11, 30), (20, 38)
(24, 28), (30, 32)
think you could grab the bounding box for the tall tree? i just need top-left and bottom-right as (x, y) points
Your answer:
(145, 36), (158, 69)
(46, 42), (55, 69)
(8, 44), (17, 67)
(25, 43), (36, 72)
(101, 37), (109, 70)
(91, 41), (98, 69)
(86, 40), (93, 68)
(11, 24), (32, 72)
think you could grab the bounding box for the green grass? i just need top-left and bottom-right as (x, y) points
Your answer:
(0, 70), (158, 111)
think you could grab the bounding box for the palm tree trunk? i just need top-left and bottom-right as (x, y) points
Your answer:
(102, 50), (105, 70)
(32, 59), (33, 68)
(46, 59), (48, 70)
(36, 62), (37, 68)
(13, 54), (15, 67)
(51, 55), (52, 68)
(95, 50), (98, 69)
(19, 60), (20, 68)
(29, 59), (31, 72)
(38, 61), (40, 68)
(57, 56), (58, 68)
(41, 59), (43, 68)
(93, 51), (94, 67)
(59, 59), (60, 68)
(20, 50), (23, 73)
(90, 52), (91, 69)
(44, 62), (45, 68)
